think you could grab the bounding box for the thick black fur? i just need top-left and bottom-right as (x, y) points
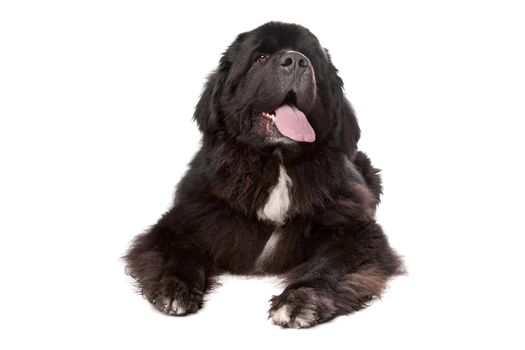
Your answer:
(125, 22), (403, 328)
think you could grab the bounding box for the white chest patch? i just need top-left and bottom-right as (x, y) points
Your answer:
(254, 229), (281, 271)
(257, 165), (292, 225)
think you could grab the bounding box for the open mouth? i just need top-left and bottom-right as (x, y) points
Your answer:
(261, 111), (276, 122)
(259, 99), (316, 143)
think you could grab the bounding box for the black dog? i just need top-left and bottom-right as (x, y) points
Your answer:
(125, 22), (403, 328)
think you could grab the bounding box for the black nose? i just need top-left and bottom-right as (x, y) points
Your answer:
(279, 51), (310, 71)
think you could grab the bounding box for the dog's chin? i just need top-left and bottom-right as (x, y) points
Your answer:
(240, 124), (295, 150)
(266, 136), (296, 145)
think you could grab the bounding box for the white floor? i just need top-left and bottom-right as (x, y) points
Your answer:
(1, 1), (524, 349)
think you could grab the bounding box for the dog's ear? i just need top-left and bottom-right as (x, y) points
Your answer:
(193, 59), (229, 133)
(326, 51), (360, 157)
(334, 91), (360, 157)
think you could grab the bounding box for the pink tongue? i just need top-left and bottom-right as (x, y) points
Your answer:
(274, 105), (316, 142)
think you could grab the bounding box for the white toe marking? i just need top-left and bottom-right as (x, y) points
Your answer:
(171, 299), (186, 315)
(293, 308), (317, 328)
(160, 297), (171, 310)
(257, 165), (292, 225)
(271, 304), (291, 325)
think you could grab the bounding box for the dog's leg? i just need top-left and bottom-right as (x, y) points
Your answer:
(269, 221), (403, 328)
(124, 212), (210, 316)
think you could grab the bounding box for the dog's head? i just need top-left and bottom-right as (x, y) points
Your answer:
(194, 22), (360, 156)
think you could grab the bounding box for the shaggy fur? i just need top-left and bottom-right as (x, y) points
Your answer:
(125, 22), (403, 328)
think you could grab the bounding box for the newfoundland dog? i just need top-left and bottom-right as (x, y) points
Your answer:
(125, 22), (403, 328)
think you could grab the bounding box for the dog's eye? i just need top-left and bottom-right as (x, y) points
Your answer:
(255, 53), (270, 63)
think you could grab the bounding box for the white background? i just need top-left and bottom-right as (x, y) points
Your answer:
(1, 0), (524, 349)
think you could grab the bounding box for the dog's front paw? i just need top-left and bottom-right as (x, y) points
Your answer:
(268, 287), (336, 328)
(145, 276), (203, 316)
